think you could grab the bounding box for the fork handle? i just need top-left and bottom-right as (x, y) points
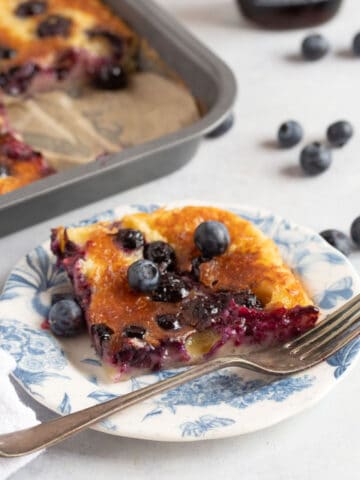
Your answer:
(0, 356), (270, 457)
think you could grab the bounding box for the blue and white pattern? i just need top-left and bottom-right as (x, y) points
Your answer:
(0, 201), (359, 442)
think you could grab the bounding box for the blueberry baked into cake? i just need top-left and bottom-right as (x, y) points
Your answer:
(50, 206), (319, 380)
(0, 0), (151, 194)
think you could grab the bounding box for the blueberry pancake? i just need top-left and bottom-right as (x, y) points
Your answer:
(0, 0), (139, 95)
(51, 206), (319, 380)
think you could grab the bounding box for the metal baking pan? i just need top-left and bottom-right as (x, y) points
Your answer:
(0, 0), (236, 236)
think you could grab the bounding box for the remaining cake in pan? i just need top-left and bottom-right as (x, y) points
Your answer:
(0, 0), (139, 95)
(0, 105), (54, 194)
(51, 205), (319, 380)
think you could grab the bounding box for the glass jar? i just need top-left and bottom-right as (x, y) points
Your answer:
(236, 0), (343, 29)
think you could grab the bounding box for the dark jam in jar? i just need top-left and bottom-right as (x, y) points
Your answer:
(236, 0), (343, 29)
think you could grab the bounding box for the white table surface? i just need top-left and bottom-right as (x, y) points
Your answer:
(2, 0), (360, 478)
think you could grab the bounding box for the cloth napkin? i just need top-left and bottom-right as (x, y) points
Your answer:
(0, 349), (41, 480)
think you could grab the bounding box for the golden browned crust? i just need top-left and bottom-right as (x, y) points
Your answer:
(0, 0), (138, 70)
(52, 206), (314, 348)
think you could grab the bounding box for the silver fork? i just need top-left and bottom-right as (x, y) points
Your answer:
(1, 294), (360, 458)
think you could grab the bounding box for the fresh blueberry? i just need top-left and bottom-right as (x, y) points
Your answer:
(123, 325), (146, 339)
(143, 241), (176, 271)
(277, 120), (303, 148)
(206, 113), (234, 139)
(300, 142), (332, 175)
(93, 62), (128, 90)
(352, 32), (360, 56)
(37, 15), (72, 38)
(91, 324), (114, 344)
(0, 46), (17, 60)
(194, 221), (230, 258)
(320, 229), (352, 256)
(301, 34), (329, 61)
(127, 259), (160, 293)
(156, 314), (182, 331)
(15, 1), (47, 17)
(48, 299), (85, 337)
(115, 229), (144, 250)
(151, 274), (190, 303)
(327, 121), (354, 147)
(0, 164), (10, 178)
(350, 217), (360, 246)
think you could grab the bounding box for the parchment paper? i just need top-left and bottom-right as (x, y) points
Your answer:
(4, 71), (200, 170)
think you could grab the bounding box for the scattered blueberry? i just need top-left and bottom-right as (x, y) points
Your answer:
(48, 299), (85, 337)
(127, 259), (160, 293)
(156, 314), (182, 331)
(206, 113), (234, 139)
(123, 325), (146, 339)
(115, 229), (144, 250)
(352, 32), (360, 56)
(37, 15), (72, 38)
(194, 221), (230, 258)
(91, 324), (114, 344)
(326, 120), (353, 147)
(151, 274), (190, 303)
(15, 1), (47, 17)
(300, 142), (332, 175)
(301, 34), (329, 61)
(0, 46), (17, 60)
(320, 229), (352, 256)
(277, 120), (303, 148)
(350, 217), (360, 247)
(144, 241), (176, 271)
(92, 61), (127, 90)
(0, 164), (10, 178)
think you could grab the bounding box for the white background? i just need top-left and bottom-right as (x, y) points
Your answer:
(1, 0), (359, 478)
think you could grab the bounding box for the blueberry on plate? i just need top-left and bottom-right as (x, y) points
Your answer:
(326, 121), (354, 147)
(194, 221), (230, 258)
(301, 34), (330, 61)
(156, 314), (182, 331)
(278, 120), (303, 148)
(144, 241), (176, 271)
(320, 229), (352, 256)
(48, 299), (85, 337)
(352, 32), (360, 56)
(127, 259), (160, 293)
(93, 62), (128, 90)
(350, 217), (360, 246)
(115, 229), (144, 250)
(123, 325), (146, 339)
(300, 142), (332, 175)
(206, 113), (234, 139)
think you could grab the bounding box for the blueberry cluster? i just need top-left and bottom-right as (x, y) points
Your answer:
(301, 32), (360, 61)
(277, 120), (353, 175)
(320, 216), (360, 257)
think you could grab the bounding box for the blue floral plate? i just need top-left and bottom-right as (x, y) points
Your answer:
(0, 202), (360, 442)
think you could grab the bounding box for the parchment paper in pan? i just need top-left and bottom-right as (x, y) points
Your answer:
(4, 71), (200, 171)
